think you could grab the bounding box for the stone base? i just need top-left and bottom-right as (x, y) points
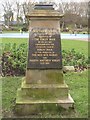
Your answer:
(15, 77), (74, 116)
(15, 94), (74, 116)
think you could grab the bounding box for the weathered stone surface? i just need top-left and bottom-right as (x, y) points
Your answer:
(15, 93), (74, 115)
(26, 70), (64, 84)
(16, 79), (68, 100)
(63, 66), (75, 73)
(15, 4), (74, 116)
(26, 10), (64, 19)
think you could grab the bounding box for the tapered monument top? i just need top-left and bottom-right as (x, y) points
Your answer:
(26, 3), (64, 19)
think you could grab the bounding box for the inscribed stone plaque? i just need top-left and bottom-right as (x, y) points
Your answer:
(27, 28), (62, 69)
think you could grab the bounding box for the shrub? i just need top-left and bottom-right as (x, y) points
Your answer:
(1, 43), (89, 76)
(1, 43), (27, 76)
(62, 49), (89, 72)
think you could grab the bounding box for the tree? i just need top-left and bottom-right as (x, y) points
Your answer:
(58, 1), (88, 29)
(22, 1), (34, 24)
(15, 1), (21, 25)
(3, 11), (13, 27)
(2, 1), (14, 27)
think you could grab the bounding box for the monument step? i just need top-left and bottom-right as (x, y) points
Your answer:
(17, 84), (69, 100)
(16, 80), (69, 100)
(21, 80), (68, 89)
(15, 94), (74, 115)
(16, 94), (74, 105)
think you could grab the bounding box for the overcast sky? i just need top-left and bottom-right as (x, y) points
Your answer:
(0, 0), (88, 5)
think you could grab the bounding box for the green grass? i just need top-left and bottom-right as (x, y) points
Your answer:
(2, 77), (21, 110)
(0, 38), (27, 44)
(62, 40), (88, 56)
(1, 70), (88, 118)
(64, 71), (88, 118)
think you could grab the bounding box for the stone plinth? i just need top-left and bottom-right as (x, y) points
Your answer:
(15, 4), (74, 116)
(15, 70), (74, 115)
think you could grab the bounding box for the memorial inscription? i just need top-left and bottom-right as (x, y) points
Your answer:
(27, 28), (62, 69)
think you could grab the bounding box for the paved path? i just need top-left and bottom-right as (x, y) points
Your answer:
(0, 33), (89, 41)
(63, 38), (88, 41)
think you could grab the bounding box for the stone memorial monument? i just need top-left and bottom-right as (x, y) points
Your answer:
(15, 3), (74, 115)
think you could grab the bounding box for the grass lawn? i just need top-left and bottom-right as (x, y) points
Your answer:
(0, 38), (27, 44)
(1, 70), (88, 118)
(64, 71), (88, 118)
(62, 40), (88, 56)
